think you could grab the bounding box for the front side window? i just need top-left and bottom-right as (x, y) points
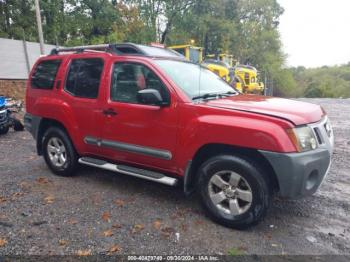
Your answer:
(110, 63), (170, 104)
(65, 58), (104, 99)
(31, 59), (61, 89)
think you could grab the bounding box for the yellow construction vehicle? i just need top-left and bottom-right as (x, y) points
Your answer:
(233, 65), (264, 94)
(201, 59), (233, 83)
(169, 45), (264, 94)
(167, 45), (204, 64)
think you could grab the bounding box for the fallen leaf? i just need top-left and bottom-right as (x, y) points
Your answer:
(59, 240), (67, 246)
(271, 244), (278, 247)
(0, 238), (7, 247)
(180, 223), (188, 232)
(44, 195), (54, 204)
(194, 219), (204, 225)
(68, 218), (78, 225)
(36, 177), (49, 184)
(171, 210), (187, 219)
(114, 199), (125, 207)
(108, 244), (121, 254)
(153, 220), (162, 230)
(112, 224), (122, 229)
(0, 197), (7, 203)
(132, 224), (145, 234)
(265, 234), (272, 240)
(12, 192), (24, 198)
(103, 229), (114, 237)
(77, 249), (92, 256)
(102, 211), (111, 222)
(161, 227), (175, 238)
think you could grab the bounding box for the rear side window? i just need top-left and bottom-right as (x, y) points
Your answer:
(31, 59), (61, 89)
(65, 58), (104, 99)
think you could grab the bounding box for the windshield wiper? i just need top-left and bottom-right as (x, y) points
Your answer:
(192, 93), (221, 101)
(192, 91), (237, 101)
(219, 91), (237, 97)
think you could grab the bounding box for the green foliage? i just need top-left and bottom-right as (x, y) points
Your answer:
(0, 0), (305, 98)
(289, 64), (350, 98)
(227, 247), (244, 256)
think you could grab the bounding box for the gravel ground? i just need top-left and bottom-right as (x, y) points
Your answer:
(0, 98), (349, 256)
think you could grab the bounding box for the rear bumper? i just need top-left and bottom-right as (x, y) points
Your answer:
(260, 149), (331, 199)
(24, 113), (41, 140)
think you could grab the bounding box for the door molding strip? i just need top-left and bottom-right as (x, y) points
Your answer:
(84, 136), (172, 160)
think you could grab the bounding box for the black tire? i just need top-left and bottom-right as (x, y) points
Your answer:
(198, 155), (271, 229)
(13, 118), (24, 131)
(0, 125), (9, 135)
(42, 126), (78, 177)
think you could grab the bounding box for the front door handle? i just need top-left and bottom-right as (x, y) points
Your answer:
(102, 108), (117, 116)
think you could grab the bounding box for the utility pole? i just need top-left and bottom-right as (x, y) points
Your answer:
(34, 0), (45, 55)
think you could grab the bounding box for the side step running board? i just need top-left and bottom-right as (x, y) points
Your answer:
(78, 157), (178, 186)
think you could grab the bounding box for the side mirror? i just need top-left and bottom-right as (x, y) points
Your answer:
(137, 89), (165, 106)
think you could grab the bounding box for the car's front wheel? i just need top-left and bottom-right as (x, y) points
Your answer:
(198, 155), (271, 229)
(42, 127), (78, 176)
(0, 125), (9, 135)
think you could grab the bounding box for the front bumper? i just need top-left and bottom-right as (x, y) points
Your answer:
(260, 149), (331, 198)
(260, 116), (334, 199)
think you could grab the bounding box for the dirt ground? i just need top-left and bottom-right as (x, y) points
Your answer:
(0, 98), (349, 256)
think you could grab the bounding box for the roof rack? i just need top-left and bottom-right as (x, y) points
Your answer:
(50, 44), (113, 55)
(50, 43), (185, 60)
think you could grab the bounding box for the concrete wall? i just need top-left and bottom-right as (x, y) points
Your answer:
(0, 38), (58, 79)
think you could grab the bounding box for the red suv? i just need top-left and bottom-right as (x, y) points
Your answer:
(25, 43), (334, 229)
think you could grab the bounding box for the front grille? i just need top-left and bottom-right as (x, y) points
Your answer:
(313, 127), (323, 144)
(310, 117), (334, 152)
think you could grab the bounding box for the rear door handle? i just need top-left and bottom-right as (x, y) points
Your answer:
(102, 108), (117, 116)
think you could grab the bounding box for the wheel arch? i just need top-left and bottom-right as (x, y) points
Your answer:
(184, 143), (279, 196)
(36, 118), (73, 155)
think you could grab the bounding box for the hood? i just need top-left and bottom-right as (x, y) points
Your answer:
(205, 95), (324, 125)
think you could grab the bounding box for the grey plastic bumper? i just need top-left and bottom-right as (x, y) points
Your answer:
(24, 113), (41, 140)
(260, 149), (331, 199)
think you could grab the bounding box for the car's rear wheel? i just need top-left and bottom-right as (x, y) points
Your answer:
(42, 127), (78, 176)
(198, 155), (271, 229)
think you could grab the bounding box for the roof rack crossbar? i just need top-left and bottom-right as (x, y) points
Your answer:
(50, 44), (115, 55)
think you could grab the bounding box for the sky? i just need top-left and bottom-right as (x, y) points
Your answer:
(278, 0), (350, 68)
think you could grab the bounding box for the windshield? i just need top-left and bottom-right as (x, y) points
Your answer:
(155, 60), (236, 100)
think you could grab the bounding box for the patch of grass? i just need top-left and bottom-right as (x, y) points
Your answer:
(227, 247), (244, 256)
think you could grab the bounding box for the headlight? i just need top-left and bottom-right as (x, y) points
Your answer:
(287, 126), (318, 152)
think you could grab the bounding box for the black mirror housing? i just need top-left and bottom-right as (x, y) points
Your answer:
(137, 89), (165, 106)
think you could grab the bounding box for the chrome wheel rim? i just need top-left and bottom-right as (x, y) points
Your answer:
(47, 137), (67, 168)
(208, 170), (253, 216)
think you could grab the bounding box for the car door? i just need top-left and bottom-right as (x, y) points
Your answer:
(96, 60), (179, 173)
(61, 56), (106, 155)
